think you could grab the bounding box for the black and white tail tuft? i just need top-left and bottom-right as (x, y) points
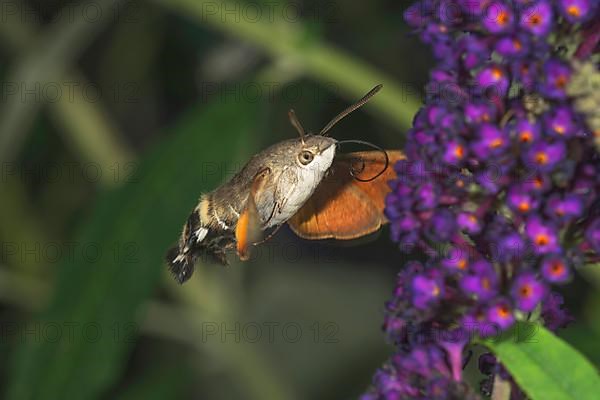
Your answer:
(165, 245), (196, 284)
(165, 211), (202, 284)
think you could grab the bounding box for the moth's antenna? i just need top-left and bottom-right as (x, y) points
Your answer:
(319, 84), (383, 137)
(336, 139), (389, 182)
(288, 109), (306, 145)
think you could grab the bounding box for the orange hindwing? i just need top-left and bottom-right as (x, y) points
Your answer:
(288, 150), (404, 240)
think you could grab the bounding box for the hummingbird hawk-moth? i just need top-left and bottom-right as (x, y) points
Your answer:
(166, 85), (404, 283)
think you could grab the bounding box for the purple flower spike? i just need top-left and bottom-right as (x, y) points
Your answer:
(511, 272), (546, 312)
(526, 215), (560, 254)
(520, 1), (553, 37)
(486, 299), (515, 331)
(412, 274), (444, 309)
(482, 1), (514, 33)
(544, 106), (578, 137)
(541, 59), (571, 100)
(368, 0), (600, 397)
(541, 255), (571, 283)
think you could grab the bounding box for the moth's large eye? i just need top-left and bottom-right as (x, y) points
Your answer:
(298, 150), (314, 165)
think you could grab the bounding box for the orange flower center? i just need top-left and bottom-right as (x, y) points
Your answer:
(454, 145), (464, 158)
(492, 68), (503, 80)
(490, 138), (504, 148)
(498, 11), (509, 25)
(535, 152), (548, 165)
(536, 234), (549, 246)
(529, 13), (541, 26)
(520, 285), (532, 298)
(551, 262), (564, 275)
(520, 131), (533, 142)
(553, 124), (566, 135)
(567, 5), (581, 16)
(513, 40), (522, 50)
(555, 75), (568, 88)
(458, 259), (468, 270)
(518, 201), (530, 212)
(497, 305), (510, 318)
(482, 278), (491, 290)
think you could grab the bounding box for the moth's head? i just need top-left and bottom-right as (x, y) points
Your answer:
(294, 135), (337, 173)
(285, 84), (383, 177)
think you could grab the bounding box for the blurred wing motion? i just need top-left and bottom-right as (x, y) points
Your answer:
(288, 150), (404, 240)
(236, 168), (270, 260)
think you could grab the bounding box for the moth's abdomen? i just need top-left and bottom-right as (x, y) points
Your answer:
(166, 196), (236, 284)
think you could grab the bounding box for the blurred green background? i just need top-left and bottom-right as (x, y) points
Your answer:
(0, 0), (598, 399)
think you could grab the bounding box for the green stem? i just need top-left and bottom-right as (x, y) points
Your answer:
(153, 0), (421, 131)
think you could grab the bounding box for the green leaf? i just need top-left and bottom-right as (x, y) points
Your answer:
(484, 322), (600, 400)
(6, 99), (259, 400)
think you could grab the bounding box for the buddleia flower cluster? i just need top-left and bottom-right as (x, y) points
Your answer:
(363, 0), (600, 398)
